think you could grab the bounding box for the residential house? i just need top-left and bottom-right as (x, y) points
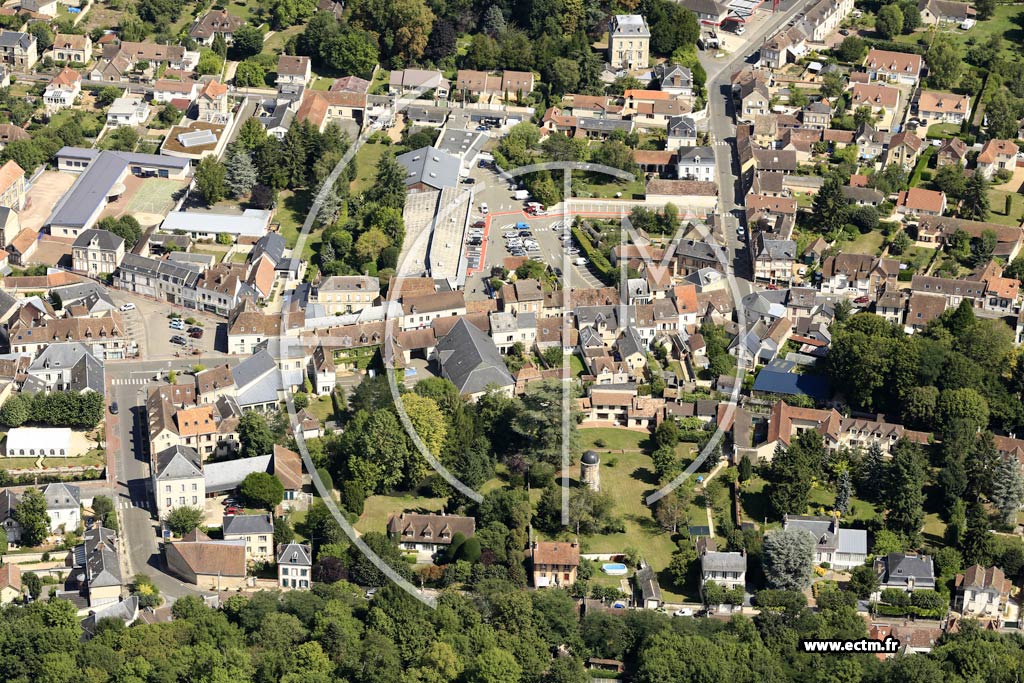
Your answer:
(820, 254), (900, 297)
(884, 131), (924, 170)
(850, 83), (901, 129)
(875, 286), (907, 324)
(854, 123), (889, 160)
(72, 228), (125, 275)
(454, 70), (535, 101)
(918, 0), (973, 25)
(401, 290), (466, 330)
(682, 0), (730, 25)
(532, 540), (580, 588)
(608, 14), (650, 70)
(43, 482), (81, 534)
(737, 79), (770, 122)
(106, 97), (150, 127)
(984, 276), (1019, 314)
(43, 67), (81, 115)
(47, 33), (91, 63)
(9, 313), (131, 360)
(61, 526), (123, 608)
(222, 514), (275, 563)
(152, 79), (200, 104)
(276, 55), (311, 95)
(165, 529), (247, 590)
(0, 159), (26, 211)
(874, 552), (936, 593)
(277, 543), (312, 589)
(0, 563), (21, 604)
(761, 26), (807, 71)
(954, 564), (1013, 621)
(0, 124), (30, 150)
(895, 187), (946, 217)
(676, 146), (716, 181)
(802, 101), (832, 129)
(783, 515), (868, 570)
(387, 512), (476, 556)
(863, 49), (924, 85)
(936, 137), (968, 167)
(699, 539), (746, 592)
(189, 9), (245, 46)
(911, 274), (986, 308)
(917, 90), (969, 126)
(751, 234), (797, 284)
(0, 31), (37, 70)
(667, 115), (698, 148)
(905, 291), (947, 331)
(153, 445), (204, 520)
(313, 275), (379, 315)
(115, 253), (200, 308)
(22, 342), (104, 394)
(389, 69), (449, 99)
(976, 139), (1018, 180)
(196, 80), (230, 123)
(654, 63), (693, 96)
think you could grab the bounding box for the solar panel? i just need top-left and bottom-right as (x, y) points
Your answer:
(177, 129), (217, 148)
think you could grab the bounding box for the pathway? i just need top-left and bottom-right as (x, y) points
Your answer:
(699, 459), (728, 538)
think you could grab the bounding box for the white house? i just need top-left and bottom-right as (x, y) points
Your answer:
(676, 146), (716, 182)
(4, 427), (73, 458)
(43, 483), (81, 534)
(106, 97), (151, 127)
(222, 513), (275, 562)
(277, 542), (312, 589)
(43, 67), (81, 115)
(700, 546), (746, 592)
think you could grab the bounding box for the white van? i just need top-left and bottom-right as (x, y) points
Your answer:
(573, 257), (587, 266)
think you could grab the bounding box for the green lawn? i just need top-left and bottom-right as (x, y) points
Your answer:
(275, 189), (313, 248)
(923, 122), (961, 140)
(569, 353), (586, 377)
(843, 229), (885, 256)
(558, 451), (698, 601)
(354, 492), (446, 535)
(892, 5), (1024, 63)
(896, 245), (935, 273)
(263, 25), (304, 53)
(191, 247), (226, 263)
(350, 142), (390, 195)
(311, 77), (334, 91)
(228, 251), (249, 264)
(222, 0), (264, 21)
(574, 172), (646, 200)
(304, 394), (336, 424)
(987, 190), (1024, 226)
(578, 427), (651, 452)
(0, 454), (105, 470)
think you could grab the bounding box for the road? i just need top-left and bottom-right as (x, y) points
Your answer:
(704, 0), (820, 282)
(106, 356), (241, 601)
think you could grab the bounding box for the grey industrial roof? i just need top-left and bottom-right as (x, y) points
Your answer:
(232, 349), (277, 390)
(204, 455), (272, 493)
(437, 318), (514, 395)
(154, 445), (203, 480)
(435, 129), (487, 161)
(48, 153), (128, 228)
(396, 146), (461, 190)
(222, 513), (274, 536)
(161, 209), (271, 237)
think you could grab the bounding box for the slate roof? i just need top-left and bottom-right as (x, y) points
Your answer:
(43, 482), (80, 509)
(396, 146), (461, 190)
(277, 542), (312, 566)
(204, 455), (272, 493)
(222, 513), (274, 536)
(702, 550), (746, 572)
(436, 318), (514, 395)
(154, 445), (203, 481)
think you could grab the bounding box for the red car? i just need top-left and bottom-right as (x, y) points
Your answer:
(224, 506), (242, 515)
(765, 284), (779, 290)
(854, 296), (870, 304)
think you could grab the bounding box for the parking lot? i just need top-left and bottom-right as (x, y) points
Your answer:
(105, 287), (224, 359)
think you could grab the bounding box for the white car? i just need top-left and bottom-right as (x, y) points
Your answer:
(503, 231), (518, 239)
(573, 257), (587, 266)
(119, 302), (136, 312)
(673, 608), (694, 617)
(565, 247), (580, 255)
(480, 203), (488, 214)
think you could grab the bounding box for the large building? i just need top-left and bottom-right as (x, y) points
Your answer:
(72, 229), (125, 276)
(608, 15), (650, 70)
(153, 445), (205, 520)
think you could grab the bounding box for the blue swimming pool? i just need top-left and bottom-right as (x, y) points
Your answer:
(602, 563), (628, 575)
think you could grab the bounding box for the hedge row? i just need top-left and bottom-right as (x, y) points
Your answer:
(571, 225), (614, 284)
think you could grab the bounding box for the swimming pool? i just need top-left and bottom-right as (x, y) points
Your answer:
(602, 563), (628, 575)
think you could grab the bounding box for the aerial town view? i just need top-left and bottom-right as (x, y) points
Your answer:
(0, 0), (1022, 679)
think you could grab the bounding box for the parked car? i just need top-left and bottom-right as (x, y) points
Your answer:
(480, 202), (488, 214)
(170, 335), (187, 345)
(110, 402), (119, 415)
(515, 222), (530, 230)
(188, 326), (202, 334)
(472, 220), (486, 229)
(520, 231), (533, 238)
(119, 302), (136, 312)
(462, 177), (476, 184)
(189, 329), (204, 339)
(673, 608), (694, 617)
(854, 296), (870, 304)
(169, 319), (184, 330)
(224, 506), (242, 515)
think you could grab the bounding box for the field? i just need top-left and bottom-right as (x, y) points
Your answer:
(892, 5), (1024, 62)
(579, 427), (650, 452)
(350, 142), (391, 195)
(304, 394), (336, 424)
(843, 229), (885, 256)
(573, 173), (646, 200)
(987, 190), (1024, 226)
(126, 178), (187, 216)
(0, 453), (105, 470)
(354, 492), (446, 535)
(569, 354), (586, 377)
(558, 450), (704, 601)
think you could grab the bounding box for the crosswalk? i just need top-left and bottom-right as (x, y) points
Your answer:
(118, 498), (148, 510)
(111, 377), (152, 386)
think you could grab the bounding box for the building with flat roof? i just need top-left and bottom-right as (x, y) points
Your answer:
(159, 209), (272, 241)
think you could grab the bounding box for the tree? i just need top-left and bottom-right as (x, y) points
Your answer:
(467, 647), (521, 683)
(960, 172), (991, 221)
(196, 49), (224, 76)
(234, 59), (267, 88)
(230, 25), (264, 60)
(884, 440), (926, 544)
(13, 488), (49, 546)
(984, 90), (1021, 140)
(239, 412), (274, 457)
(96, 86), (123, 108)
(28, 22), (54, 52)
(130, 573), (163, 609)
(876, 4), (904, 39)
(937, 388), (989, 436)
(835, 470), (852, 515)
(92, 495), (116, 529)
(934, 162), (967, 198)
(763, 527), (815, 591)
(889, 230), (912, 256)
(320, 29), (379, 76)
(990, 455), (1024, 526)
(836, 35), (867, 63)
(400, 393), (447, 457)
(927, 41), (962, 89)
(961, 501), (991, 564)
(225, 148), (258, 198)
(195, 157), (227, 205)
(240, 472), (285, 510)
(975, 0), (996, 20)
(0, 394), (29, 427)
(812, 173), (847, 234)
(654, 490), (690, 533)
(166, 506), (204, 536)
(766, 431), (823, 516)
(98, 215), (142, 249)
(848, 564), (879, 598)
(22, 571), (42, 600)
